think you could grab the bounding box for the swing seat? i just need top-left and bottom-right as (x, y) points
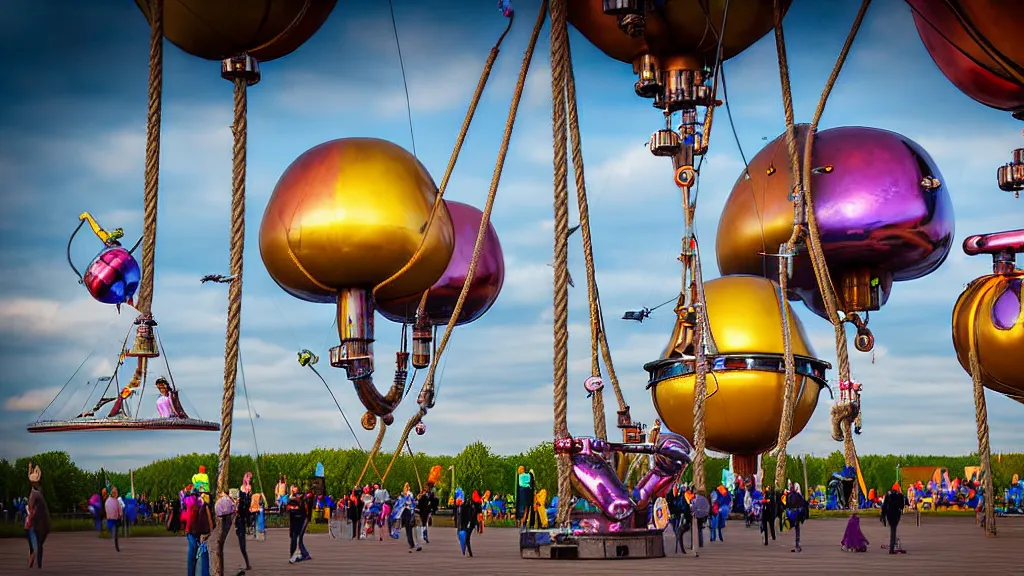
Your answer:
(27, 416), (220, 433)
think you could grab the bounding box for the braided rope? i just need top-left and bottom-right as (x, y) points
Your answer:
(137, 0), (163, 315)
(692, 326), (708, 495)
(549, 0), (573, 524)
(356, 423), (387, 486)
(127, 0), (164, 396)
(377, 0), (547, 485)
(211, 75), (248, 576)
(563, 33), (606, 440)
(840, 418), (859, 507)
(372, 17), (514, 304)
(969, 346), (997, 536)
(215, 78), (248, 497)
(772, 0), (870, 488)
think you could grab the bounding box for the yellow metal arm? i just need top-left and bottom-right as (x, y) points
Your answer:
(78, 212), (124, 245)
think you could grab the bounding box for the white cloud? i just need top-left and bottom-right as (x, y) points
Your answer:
(3, 387), (61, 412)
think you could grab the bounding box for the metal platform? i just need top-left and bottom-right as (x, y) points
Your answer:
(520, 529), (665, 560)
(27, 417), (220, 433)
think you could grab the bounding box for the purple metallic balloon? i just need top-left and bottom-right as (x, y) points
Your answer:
(377, 200), (504, 326)
(717, 125), (955, 319)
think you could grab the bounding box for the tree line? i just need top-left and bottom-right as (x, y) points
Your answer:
(2, 445), (1021, 515)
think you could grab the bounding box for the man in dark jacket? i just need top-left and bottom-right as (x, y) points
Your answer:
(881, 484), (909, 554)
(417, 489), (437, 543)
(761, 486), (778, 546)
(786, 484), (809, 553)
(456, 497), (477, 557)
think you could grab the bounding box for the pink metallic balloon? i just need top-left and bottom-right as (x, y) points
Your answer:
(907, 0), (1024, 114)
(377, 200), (504, 326)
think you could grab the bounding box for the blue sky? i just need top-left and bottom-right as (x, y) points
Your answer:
(1, 0), (1021, 471)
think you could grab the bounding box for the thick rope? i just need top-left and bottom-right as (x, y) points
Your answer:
(840, 418), (859, 507)
(128, 0), (163, 398)
(211, 76), (247, 576)
(377, 0), (547, 485)
(406, 440), (422, 492)
(563, 33), (607, 440)
(136, 0), (163, 316)
(549, 0), (573, 524)
(771, 0), (870, 491)
(691, 324), (708, 495)
(356, 423), (387, 486)
(969, 346), (996, 536)
(372, 16), (515, 304)
(355, 18), (514, 484)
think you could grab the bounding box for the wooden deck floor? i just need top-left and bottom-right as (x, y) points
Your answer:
(2, 516), (1021, 575)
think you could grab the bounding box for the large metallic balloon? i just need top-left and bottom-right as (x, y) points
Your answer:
(376, 200), (505, 327)
(84, 247), (141, 306)
(135, 0), (338, 62)
(647, 275), (830, 457)
(951, 230), (1024, 402)
(716, 125), (955, 320)
(907, 1), (1024, 114)
(567, 0), (787, 66)
(259, 137), (454, 304)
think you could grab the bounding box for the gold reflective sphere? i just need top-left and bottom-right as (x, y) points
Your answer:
(135, 0), (338, 62)
(951, 272), (1024, 400)
(568, 0), (787, 66)
(259, 138), (454, 304)
(650, 275), (827, 456)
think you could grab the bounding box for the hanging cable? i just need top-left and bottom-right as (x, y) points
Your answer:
(36, 351), (94, 421)
(237, 348), (266, 499)
(372, 11), (516, 302)
(387, 0), (417, 157)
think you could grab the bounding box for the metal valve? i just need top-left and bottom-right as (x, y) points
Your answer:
(649, 129), (681, 157)
(633, 54), (661, 98)
(997, 148), (1023, 198)
(221, 54), (261, 86)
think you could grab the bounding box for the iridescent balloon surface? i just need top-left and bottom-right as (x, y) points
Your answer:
(83, 247), (141, 306)
(568, 0), (787, 66)
(952, 273), (1024, 401)
(259, 138), (454, 303)
(907, 0), (1024, 113)
(650, 275), (826, 456)
(716, 125), (955, 319)
(135, 0), (338, 62)
(376, 200), (505, 327)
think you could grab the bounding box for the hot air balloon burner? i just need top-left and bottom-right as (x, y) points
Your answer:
(633, 54), (662, 98)
(221, 54), (261, 86)
(394, 350), (409, 388)
(126, 314), (159, 358)
(838, 268), (883, 315)
(329, 288), (375, 379)
(411, 315), (433, 369)
(656, 68), (711, 113)
(648, 129), (680, 157)
(997, 148), (1023, 197)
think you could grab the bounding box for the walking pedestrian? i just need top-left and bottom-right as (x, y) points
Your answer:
(881, 483), (909, 554)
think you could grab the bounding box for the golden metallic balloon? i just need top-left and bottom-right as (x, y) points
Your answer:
(259, 138), (454, 304)
(567, 0), (787, 66)
(647, 275), (829, 456)
(135, 0), (338, 62)
(951, 272), (1024, 400)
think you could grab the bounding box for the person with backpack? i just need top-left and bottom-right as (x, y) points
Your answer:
(761, 486), (778, 546)
(186, 489), (212, 576)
